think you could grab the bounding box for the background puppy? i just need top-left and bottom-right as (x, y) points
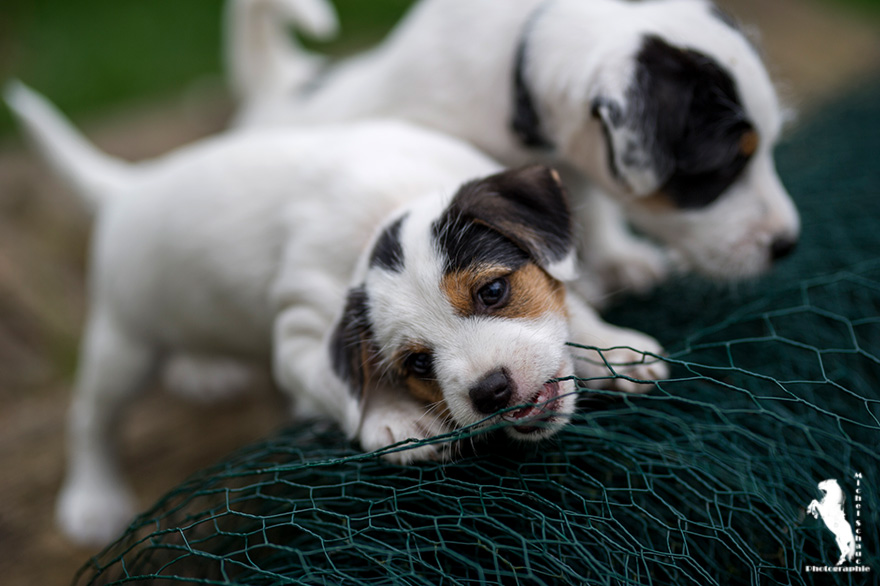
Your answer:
(7, 83), (666, 545)
(228, 0), (801, 303)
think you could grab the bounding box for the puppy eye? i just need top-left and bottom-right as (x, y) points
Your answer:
(476, 277), (510, 309)
(406, 352), (434, 378)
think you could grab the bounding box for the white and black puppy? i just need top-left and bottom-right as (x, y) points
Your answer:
(7, 83), (666, 545)
(228, 0), (801, 302)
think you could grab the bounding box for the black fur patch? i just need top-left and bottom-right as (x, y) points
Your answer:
(369, 214), (407, 272)
(511, 13), (554, 150)
(434, 219), (531, 274)
(633, 35), (756, 209)
(329, 286), (374, 398)
(433, 166), (572, 272)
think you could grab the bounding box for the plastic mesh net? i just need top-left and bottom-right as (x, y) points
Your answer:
(73, 81), (880, 585)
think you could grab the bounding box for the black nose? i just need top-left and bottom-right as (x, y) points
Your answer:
(770, 236), (798, 261)
(469, 369), (512, 414)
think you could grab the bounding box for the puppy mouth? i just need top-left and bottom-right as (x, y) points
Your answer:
(500, 379), (565, 435)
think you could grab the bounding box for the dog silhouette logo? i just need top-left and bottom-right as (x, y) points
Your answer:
(806, 479), (857, 566)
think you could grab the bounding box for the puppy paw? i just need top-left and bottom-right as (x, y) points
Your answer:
(574, 331), (668, 394)
(601, 346), (669, 393)
(162, 354), (254, 402)
(359, 405), (452, 464)
(588, 238), (670, 299)
(56, 479), (136, 546)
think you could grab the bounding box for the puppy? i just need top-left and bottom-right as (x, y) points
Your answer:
(6, 83), (667, 545)
(228, 0), (801, 303)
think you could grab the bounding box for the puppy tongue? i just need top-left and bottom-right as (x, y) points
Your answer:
(504, 381), (560, 431)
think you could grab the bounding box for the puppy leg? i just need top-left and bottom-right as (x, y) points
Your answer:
(273, 305), (361, 435)
(565, 294), (668, 393)
(162, 353), (255, 402)
(574, 187), (671, 306)
(273, 306), (452, 462)
(57, 311), (158, 545)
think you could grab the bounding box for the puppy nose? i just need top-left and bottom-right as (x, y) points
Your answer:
(770, 235), (798, 262)
(469, 369), (512, 414)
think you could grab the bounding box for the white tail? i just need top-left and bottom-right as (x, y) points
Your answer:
(225, 0), (339, 101)
(4, 81), (132, 211)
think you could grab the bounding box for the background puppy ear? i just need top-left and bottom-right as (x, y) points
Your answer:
(591, 92), (672, 197)
(593, 35), (755, 206)
(446, 165), (576, 281)
(329, 286), (377, 399)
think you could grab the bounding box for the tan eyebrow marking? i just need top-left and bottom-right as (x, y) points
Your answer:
(440, 263), (566, 320)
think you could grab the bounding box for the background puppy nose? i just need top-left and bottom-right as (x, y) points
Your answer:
(770, 235), (798, 261)
(469, 369), (512, 414)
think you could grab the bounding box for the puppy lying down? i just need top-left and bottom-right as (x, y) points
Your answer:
(7, 83), (666, 545)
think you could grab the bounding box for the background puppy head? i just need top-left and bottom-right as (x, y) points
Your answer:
(331, 166), (579, 441)
(518, 0), (800, 279)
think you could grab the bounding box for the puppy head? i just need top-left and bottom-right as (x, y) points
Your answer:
(520, 0), (800, 279)
(817, 479), (845, 506)
(331, 166), (579, 441)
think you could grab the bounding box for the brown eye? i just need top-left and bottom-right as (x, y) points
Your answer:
(406, 352), (434, 378)
(476, 277), (510, 309)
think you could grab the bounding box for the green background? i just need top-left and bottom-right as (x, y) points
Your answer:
(2, 0), (878, 136)
(0, 0), (414, 135)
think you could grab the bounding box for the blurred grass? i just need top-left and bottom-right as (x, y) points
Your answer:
(825, 0), (880, 17)
(0, 0), (412, 136)
(0, 0), (877, 137)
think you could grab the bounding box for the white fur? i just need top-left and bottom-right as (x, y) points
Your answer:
(228, 0), (800, 303)
(807, 479), (857, 566)
(225, 0), (338, 101)
(6, 83), (668, 545)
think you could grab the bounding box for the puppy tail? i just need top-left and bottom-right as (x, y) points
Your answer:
(225, 0), (339, 102)
(4, 81), (132, 211)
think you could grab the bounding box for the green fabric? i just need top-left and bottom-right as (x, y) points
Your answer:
(75, 81), (880, 585)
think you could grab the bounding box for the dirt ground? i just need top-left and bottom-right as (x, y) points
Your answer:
(1, 1), (879, 584)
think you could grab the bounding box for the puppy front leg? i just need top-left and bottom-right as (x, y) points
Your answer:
(358, 385), (454, 464)
(574, 187), (670, 306)
(272, 305), (361, 436)
(273, 306), (452, 462)
(565, 293), (668, 393)
(58, 311), (158, 545)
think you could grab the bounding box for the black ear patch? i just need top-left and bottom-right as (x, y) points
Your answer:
(433, 166), (572, 272)
(369, 214), (407, 272)
(329, 286), (376, 398)
(639, 35), (756, 208)
(595, 35), (757, 209)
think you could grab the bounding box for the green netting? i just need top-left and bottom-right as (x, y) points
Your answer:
(73, 81), (880, 585)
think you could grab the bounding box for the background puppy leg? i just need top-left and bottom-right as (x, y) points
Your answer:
(161, 353), (255, 402)
(565, 294), (668, 393)
(57, 311), (158, 545)
(574, 186), (671, 306)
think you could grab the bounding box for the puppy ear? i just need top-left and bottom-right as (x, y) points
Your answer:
(329, 286), (377, 399)
(593, 35), (756, 208)
(591, 95), (661, 195)
(440, 165), (576, 281)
